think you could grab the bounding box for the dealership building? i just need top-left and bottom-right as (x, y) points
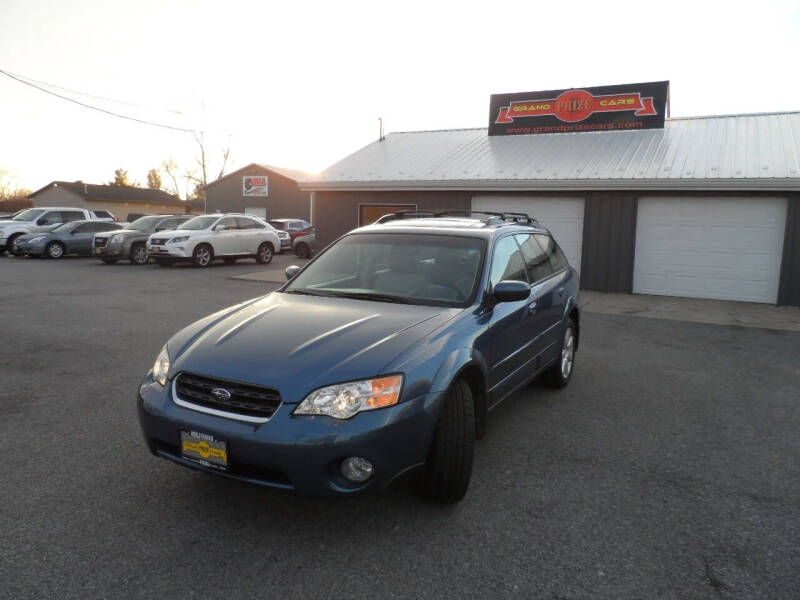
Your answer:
(302, 82), (800, 306)
(202, 163), (311, 221)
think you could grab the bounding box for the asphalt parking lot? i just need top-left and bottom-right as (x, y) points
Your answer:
(1, 255), (799, 599)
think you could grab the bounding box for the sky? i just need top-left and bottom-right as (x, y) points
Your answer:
(1, 0), (798, 195)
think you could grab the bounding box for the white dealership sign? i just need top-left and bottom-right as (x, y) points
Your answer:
(243, 175), (268, 196)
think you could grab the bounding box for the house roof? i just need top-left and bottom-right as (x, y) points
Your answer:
(30, 181), (184, 205)
(300, 111), (800, 192)
(201, 163), (311, 191)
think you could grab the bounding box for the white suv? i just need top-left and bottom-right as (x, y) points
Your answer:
(0, 207), (96, 255)
(147, 213), (281, 267)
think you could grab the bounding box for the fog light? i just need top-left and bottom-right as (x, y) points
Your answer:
(340, 457), (374, 482)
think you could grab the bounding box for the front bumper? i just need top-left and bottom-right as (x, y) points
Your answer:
(18, 241), (46, 255)
(147, 245), (191, 259)
(138, 375), (440, 496)
(279, 238), (291, 250)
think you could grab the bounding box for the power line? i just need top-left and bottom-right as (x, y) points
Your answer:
(2, 68), (186, 115)
(0, 68), (196, 133)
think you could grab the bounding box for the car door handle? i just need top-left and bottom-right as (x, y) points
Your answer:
(527, 301), (537, 314)
(558, 287), (565, 297)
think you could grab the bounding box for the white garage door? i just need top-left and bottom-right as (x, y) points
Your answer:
(473, 196), (585, 273)
(633, 197), (787, 303)
(244, 207), (267, 219)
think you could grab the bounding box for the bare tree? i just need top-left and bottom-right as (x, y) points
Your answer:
(183, 132), (231, 212)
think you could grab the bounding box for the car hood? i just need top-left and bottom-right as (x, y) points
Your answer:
(0, 220), (31, 227)
(168, 292), (460, 403)
(150, 228), (198, 239)
(16, 232), (51, 242)
(96, 228), (142, 237)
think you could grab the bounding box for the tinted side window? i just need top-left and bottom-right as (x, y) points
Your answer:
(73, 224), (92, 233)
(489, 236), (528, 287)
(534, 234), (569, 272)
(515, 234), (553, 283)
(217, 217), (238, 230)
(60, 211), (85, 223)
(97, 223), (119, 231)
(236, 217), (258, 229)
(38, 211), (60, 224)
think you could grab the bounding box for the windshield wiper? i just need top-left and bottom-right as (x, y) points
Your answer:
(321, 291), (417, 304)
(284, 289), (329, 297)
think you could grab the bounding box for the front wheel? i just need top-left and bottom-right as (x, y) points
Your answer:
(418, 379), (475, 503)
(129, 244), (148, 265)
(256, 242), (273, 264)
(295, 242), (310, 259)
(191, 244), (213, 267)
(46, 241), (65, 259)
(541, 318), (576, 388)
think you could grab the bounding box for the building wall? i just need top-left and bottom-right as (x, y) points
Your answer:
(313, 190), (471, 248)
(778, 192), (800, 306)
(204, 166), (310, 220)
(311, 188), (799, 306)
(31, 187), (85, 208)
(83, 200), (189, 220)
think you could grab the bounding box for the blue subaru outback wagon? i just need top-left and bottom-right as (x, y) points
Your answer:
(138, 210), (580, 502)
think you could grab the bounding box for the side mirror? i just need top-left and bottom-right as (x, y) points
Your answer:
(493, 280), (530, 303)
(285, 265), (301, 280)
(37, 219), (49, 225)
(212, 224), (223, 232)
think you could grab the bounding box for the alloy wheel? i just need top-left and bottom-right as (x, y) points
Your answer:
(561, 326), (574, 378)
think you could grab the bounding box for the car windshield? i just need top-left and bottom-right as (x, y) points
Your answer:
(128, 216), (163, 230)
(178, 215), (218, 230)
(12, 209), (45, 221)
(284, 233), (486, 307)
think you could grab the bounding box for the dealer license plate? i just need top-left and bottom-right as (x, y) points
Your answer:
(180, 430), (229, 471)
(150, 246), (161, 252)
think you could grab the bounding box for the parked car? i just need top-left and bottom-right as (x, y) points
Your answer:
(147, 213), (280, 267)
(94, 214), (193, 265)
(15, 220), (124, 258)
(292, 228), (316, 258)
(0, 207), (98, 255)
(138, 210), (580, 502)
(269, 218), (311, 247)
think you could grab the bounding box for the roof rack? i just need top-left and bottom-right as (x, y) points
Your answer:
(374, 209), (539, 226)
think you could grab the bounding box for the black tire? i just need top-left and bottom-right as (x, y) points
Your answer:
(101, 259), (118, 264)
(6, 234), (22, 256)
(154, 258), (173, 267)
(191, 244), (213, 267)
(541, 318), (576, 389)
(129, 243), (148, 265)
(45, 241), (65, 259)
(256, 242), (274, 264)
(295, 242), (310, 259)
(223, 257), (238, 265)
(419, 378), (475, 503)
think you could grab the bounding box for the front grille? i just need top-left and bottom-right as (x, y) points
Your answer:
(175, 372), (282, 419)
(94, 237), (108, 248)
(150, 238), (169, 245)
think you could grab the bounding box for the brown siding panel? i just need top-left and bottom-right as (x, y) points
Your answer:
(204, 166), (310, 220)
(580, 192), (638, 293)
(778, 193), (800, 306)
(314, 191), (470, 248)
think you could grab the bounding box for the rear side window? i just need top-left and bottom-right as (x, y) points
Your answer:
(97, 222), (120, 231)
(534, 234), (569, 272)
(515, 234), (554, 283)
(237, 217), (264, 229)
(60, 211), (85, 223)
(72, 223), (93, 233)
(93, 210), (113, 218)
(489, 236), (528, 287)
(268, 221), (287, 230)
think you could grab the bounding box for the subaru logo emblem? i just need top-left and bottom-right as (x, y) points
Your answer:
(211, 387), (232, 402)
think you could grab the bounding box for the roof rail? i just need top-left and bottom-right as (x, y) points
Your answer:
(374, 209), (539, 226)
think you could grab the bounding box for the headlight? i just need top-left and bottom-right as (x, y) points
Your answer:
(169, 236), (189, 244)
(109, 234), (124, 244)
(294, 375), (403, 419)
(152, 345), (170, 386)
(27, 236), (46, 243)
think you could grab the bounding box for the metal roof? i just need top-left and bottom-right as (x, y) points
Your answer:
(301, 112), (800, 191)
